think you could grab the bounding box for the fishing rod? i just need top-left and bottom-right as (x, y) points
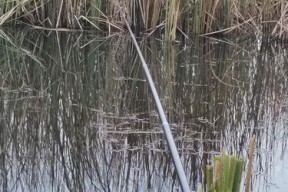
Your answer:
(122, 18), (190, 192)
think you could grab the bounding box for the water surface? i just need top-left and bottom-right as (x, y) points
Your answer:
(0, 29), (287, 191)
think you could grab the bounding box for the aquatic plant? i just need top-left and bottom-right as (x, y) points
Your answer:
(205, 135), (256, 192)
(206, 152), (244, 192)
(1, 0), (288, 39)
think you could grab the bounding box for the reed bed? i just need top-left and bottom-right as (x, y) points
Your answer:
(1, 0), (288, 39)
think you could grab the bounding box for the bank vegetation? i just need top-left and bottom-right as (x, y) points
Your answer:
(0, 0), (288, 40)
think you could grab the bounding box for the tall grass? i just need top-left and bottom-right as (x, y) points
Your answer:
(1, 0), (288, 39)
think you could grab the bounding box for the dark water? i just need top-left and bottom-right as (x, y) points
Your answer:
(0, 29), (287, 192)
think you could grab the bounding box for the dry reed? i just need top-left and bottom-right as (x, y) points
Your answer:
(1, 0), (288, 39)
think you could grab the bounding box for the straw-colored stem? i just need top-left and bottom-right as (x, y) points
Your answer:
(245, 135), (256, 192)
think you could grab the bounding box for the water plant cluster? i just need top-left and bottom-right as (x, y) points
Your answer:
(1, 0), (288, 40)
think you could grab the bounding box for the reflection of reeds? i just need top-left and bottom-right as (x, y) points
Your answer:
(1, 29), (288, 191)
(2, 1), (288, 38)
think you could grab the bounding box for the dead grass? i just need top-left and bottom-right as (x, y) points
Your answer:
(1, 0), (288, 39)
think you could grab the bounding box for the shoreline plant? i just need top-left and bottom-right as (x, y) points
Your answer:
(0, 1), (288, 40)
(205, 135), (256, 192)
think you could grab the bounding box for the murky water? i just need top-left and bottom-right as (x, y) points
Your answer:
(0, 29), (287, 192)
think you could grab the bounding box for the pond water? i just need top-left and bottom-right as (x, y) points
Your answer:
(0, 28), (287, 192)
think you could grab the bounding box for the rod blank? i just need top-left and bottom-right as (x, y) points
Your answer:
(123, 20), (190, 192)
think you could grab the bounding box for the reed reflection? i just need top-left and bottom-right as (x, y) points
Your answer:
(0, 30), (287, 191)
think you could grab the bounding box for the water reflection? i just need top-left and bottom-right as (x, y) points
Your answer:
(0, 29), (287, 192)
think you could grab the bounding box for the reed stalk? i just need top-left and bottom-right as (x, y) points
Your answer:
(1, 1), (288, 38)
(165, 0), (181, 41)
(192, 0), (203, 34)
(245, 135), (255, 192)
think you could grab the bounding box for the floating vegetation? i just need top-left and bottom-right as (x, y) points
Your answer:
(1, 1), (288, 40)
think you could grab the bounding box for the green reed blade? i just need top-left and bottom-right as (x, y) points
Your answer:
(206, 165), (213, 190)
(233, 158), (244, 192)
